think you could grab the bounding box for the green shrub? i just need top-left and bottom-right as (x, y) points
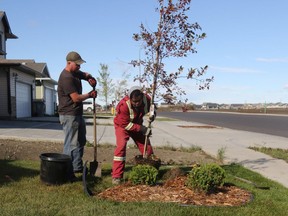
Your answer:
(129, 165), (159, 185)
(186, 163), (226, 193)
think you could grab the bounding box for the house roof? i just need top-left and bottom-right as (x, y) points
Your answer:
(0, 11), (18, 39)
(0, 59), (58, 85)
(23, 62), (58, 85)
(25, 62), (51, 77)
(0, 59), (43, 77)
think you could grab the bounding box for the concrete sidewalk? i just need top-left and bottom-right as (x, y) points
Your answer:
(0, 116), (288, 188)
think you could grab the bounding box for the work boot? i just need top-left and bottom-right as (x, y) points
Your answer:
(112, 178), (122, 185)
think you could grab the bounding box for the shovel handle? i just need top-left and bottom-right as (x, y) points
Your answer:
(143, 135), (148, 159)
(93, 87), (97, 161)
(143, 121), (152, 159)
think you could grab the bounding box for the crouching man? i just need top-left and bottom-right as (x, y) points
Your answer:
(111, 86), (156, 184)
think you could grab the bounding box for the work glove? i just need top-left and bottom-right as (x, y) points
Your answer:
(87, 77), (97, 88)
(140, 125), (152, 136)
(86, 74), (97, 88)
(88, 90), (97, 98)
(148, 111), (156, 123)
(148, 104), (157, 123)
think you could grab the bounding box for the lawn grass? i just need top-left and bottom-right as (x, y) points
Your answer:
(1, 160), (288, 216)
(156, 144), (202, 153)
(154, 117), (177, 121)
(84, 113), (114, 118)
(249, 146), (288, 163)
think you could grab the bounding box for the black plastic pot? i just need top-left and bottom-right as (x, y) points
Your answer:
(39, 153), (72, 185)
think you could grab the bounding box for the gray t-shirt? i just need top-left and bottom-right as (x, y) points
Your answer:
(57, 69), (86, 115)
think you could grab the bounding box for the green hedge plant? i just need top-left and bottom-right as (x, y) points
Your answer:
(129, 165), (159, 185)
(186, 163), (226, 193)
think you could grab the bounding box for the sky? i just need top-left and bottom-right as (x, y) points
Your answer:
(1, 0), (288, 105)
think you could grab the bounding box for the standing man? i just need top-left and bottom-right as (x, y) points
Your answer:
(112, 86), (156, 184)
(57, 51), (97, 179)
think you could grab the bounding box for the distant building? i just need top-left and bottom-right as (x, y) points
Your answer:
(201, 103), (219, 110)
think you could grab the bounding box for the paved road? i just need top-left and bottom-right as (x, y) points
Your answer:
(160, 111), (288, 138)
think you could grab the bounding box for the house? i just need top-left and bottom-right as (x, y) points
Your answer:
(25, 61), (58, 116)
(0, 11), (57, 119)
(201, 102), (219, 110)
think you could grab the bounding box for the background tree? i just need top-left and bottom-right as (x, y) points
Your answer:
(114, 70), (131, 104)
(97, 63), (115, 112)
(131, 0), (214, 104)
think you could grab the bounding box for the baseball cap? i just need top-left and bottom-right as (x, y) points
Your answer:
(66, 51), (86, 65)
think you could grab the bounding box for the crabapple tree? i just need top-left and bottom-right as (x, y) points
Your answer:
(131, 0), (214, 104)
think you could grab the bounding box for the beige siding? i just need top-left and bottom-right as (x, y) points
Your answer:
(35, 85), (43, 99)
(35, 82), (55, 100)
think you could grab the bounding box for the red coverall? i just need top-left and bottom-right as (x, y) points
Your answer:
(112, 94), (154, 179)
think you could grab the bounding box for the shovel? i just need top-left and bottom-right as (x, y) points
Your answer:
(82, 161), (93, 196)
(143, 123), (151, 159)
(135, 105), (161, 169)
(89, 88), (101, 177)
(143, 104), (155, 158)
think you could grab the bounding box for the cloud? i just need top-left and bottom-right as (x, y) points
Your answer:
(210, 66), (260, 74)
(284, 84), (288, 90)
(256, 57), (288, 63)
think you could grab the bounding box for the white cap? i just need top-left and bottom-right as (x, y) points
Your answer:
(128, 86), (142, 98)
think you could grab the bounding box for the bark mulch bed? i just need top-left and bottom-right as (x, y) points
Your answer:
(98, 176), (252, 206)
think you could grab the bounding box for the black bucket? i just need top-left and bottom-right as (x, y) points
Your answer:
(39, 153), (72, 185)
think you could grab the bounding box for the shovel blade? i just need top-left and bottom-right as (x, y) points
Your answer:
(95, 162), (102, 177)
(90, 160), (102, 177)
(82, 161), (93, 196)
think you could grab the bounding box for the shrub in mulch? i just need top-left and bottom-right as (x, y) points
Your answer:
(98, 166), (252, 206)
(186, 163), (226, 193)
(129, 165), (158, 185)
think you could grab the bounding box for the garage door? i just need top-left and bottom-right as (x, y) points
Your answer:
(16, 82), (32, 118)
(45, 88), (54, 115)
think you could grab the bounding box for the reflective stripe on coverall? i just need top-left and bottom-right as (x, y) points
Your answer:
(124, 97), (148, 131)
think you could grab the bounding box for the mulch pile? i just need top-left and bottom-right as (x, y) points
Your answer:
(98, 176), (252, 206)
